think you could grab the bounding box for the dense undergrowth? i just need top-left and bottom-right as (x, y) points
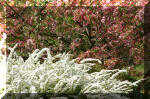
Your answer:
(6, 44), (144, 98)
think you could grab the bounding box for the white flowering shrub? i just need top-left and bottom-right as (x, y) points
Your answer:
(0, 33), (6, 99)
(6, 44), (143, 94)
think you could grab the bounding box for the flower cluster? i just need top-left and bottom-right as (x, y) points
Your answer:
(6, 44), (143, 94)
